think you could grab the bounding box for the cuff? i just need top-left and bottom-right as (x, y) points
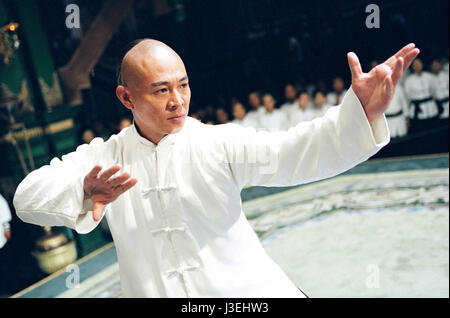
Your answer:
(72, 177), (106, 234)
(343, 86), (390, 151)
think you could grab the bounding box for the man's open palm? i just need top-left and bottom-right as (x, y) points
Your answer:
(347, 43), (420, 121)
(84, 165), (138, 221)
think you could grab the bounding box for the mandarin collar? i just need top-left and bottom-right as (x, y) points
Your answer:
(131, 120), (178, 148)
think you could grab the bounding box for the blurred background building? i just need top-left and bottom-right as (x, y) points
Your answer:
(0, 0), (448, 297)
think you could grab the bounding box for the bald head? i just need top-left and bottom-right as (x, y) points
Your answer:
(115, 38), (191, 144)
(118, 39), (185, 88)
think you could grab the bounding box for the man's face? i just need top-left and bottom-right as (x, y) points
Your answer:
(285, 85), (297, 102)
(118, 46), (191, 143)
(263, 95), (275, 112)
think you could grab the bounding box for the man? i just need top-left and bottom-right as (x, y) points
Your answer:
(279, 83), (298, 117)
(13, 39), (418, 297)
(245, 91), (264, 127)
(404, 58), (439, 133)
(259, 93), (289, 131)
(289, 91), (316, 127)
(326, 77), (347, 106)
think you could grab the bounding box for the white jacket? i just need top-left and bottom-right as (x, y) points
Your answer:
(13, 87), (389, 298)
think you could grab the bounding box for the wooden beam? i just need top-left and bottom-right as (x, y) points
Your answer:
(58, 0), (134, 105)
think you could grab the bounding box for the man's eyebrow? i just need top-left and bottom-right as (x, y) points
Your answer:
(151, 75), (189, 87)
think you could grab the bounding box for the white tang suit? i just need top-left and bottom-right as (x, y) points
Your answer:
(13, 87), (389, 298)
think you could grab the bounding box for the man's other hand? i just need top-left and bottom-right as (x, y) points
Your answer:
(83, 165), (138, 221)
(347, 43), (420, 122)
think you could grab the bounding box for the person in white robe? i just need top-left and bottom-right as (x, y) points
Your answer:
(231, 100), (258, 128)
(404, 58), (439, 133)
(13, 40), (419, 298)
(289, 92), (316, 127)
(326, 77), (347, 106)
(245, 91), (265, 127)
(0, 194), (12, 249)
(279, 84), (298, 117)
(385, 85), (409, 138)
(430, 59), (449, 119)
(259, 93), (288, 131)
(311, 90), (332, 119)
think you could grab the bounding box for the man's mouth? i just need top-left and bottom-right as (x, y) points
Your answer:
(168, 114), (187, 122)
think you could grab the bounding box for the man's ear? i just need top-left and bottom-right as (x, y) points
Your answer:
(116, 85), (134, 110)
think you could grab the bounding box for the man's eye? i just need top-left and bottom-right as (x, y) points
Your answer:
(180, 83), (188, 88)
(157, 88), (168, 93)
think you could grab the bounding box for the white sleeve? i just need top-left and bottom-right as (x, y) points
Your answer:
(0, 194), (12, 224)
(225, 86), (390, 189)
(13, 137), (117, 234)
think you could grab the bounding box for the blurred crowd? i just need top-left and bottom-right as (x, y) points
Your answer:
(81, 56), (449, 145)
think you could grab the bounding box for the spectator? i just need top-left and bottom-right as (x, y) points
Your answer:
(215, 107), (229, 125)
(280, 83), (298, 117)
(404, 58), (439, 133)
(312, 90), (332, 118)
(119, 117), (132, 131)
(260, 93), (288, 131)
(231, 101), (258, 127)
(385, 85), (410, 138)
(430, 58), (449, 119)
(246, 91), (264, 126)
(0, 194), (11, 249)
(82, 128), (95, 144)
(290, 91), (315, 127)
(326, 77), (347, 105)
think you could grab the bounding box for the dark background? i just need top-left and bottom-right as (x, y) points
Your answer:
(38, 0), (449, 127)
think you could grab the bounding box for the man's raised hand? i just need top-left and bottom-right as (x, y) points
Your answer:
(83, 165), (138, 221)
(347, 43), (420, 122)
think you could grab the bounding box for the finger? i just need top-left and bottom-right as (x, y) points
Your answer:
(99, 165), (122, 181)
(87, 165), (102, 179)
(384, 43), (416, 69)
(391, 56), (404, 86)
(93, 202), (106, 222)
(384, 75), (394, 100)
(394, 43), (415, 59)
(402, 48), (420, 71)
(106, 172), (131, 187)
(347, 52), (363, 79)
(114, 178), (138, 195)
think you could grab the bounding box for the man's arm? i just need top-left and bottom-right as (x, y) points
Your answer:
(13, 137), (137, 234)
(225, 87), (389, 189)
(225, 44), (419, 189)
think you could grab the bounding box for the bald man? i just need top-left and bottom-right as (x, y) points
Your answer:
(14, 39), (419, 298)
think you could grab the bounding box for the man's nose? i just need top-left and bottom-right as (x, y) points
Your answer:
(167, 90), (184, 110)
